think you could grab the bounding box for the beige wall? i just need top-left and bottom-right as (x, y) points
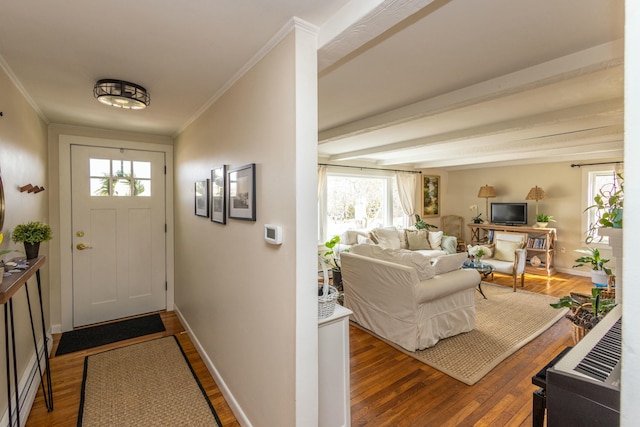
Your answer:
(173, 25), (318, 426)
(0, 67), (49, 415)
(444, 161), (623, 273)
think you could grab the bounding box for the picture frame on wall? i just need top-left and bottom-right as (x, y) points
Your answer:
(194, 179), (210, 217)
(228, 163), (256, 221)
(422, 175), (440, 217)
(210, 165), (227, 224)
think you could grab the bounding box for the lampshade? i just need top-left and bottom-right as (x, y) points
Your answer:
(525, 186), (546, 201)
(93, 79), (150, 110)
(477, 185), (496, 199)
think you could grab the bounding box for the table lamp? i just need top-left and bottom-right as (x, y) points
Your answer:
(477, 185), (496, 223)
(525, 185), (546, 216)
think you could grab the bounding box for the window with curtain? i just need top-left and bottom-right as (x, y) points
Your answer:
(319, 170), (405, 241)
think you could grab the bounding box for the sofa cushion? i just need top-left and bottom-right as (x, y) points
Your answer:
(405, 229), (431, 250)
(428, 230), (443, 250)
(432, 252), (468, 275)
(493, 239), (523, 262)
(368, 227), (402, 249)
(357, 234), (373, 244)
(441, 235), (457, 254)
(351, 244), (436, 280)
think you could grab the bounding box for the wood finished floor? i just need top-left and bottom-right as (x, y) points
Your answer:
(27, 272), (591, 426)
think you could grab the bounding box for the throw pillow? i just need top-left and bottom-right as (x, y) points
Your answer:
(428, 230), (443, 250)
(357, 235), (373, 245)
(493, 239), (523, 262)
(405, 229), (431, 250)
(432, 252), (468, 275)
(370, 227), (402, 250)
(440, 235), (457, 254)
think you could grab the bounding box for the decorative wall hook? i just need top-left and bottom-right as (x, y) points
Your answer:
(19, 184), (45, 193)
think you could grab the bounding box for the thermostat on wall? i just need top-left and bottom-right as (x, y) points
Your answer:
(264, 224), (282, 245)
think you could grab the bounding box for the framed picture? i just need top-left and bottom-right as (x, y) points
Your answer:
(228, 163), (256, 221)
(194, 179), (210, 217)
(422, 175), (440, 217)
(210, 165), (227, 224)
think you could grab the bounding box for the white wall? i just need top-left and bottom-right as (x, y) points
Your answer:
(622, 0), (640, 423)
(173, 22), (318, 426)
(0, 65), (49, 419)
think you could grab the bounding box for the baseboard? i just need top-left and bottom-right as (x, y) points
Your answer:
(50, 324), (62, 334)
(173, 305), (251, 427)
(0, 333), (52, 427)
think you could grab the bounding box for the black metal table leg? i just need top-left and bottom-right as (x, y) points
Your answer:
(4, 304), (13, 427)
(25, 273), (53, 411)
(9, 299), (20, 427)
(35, 270), (53, 410)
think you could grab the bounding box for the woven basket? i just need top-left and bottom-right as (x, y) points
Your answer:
(571, 323), (587, 345)
(318, 257), (338, 319)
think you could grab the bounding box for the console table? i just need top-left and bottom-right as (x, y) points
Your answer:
(0, 256), (53, 426)
(467, 224), (557, 276)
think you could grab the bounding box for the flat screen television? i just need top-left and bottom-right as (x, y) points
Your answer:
(491, 202), (528, 225)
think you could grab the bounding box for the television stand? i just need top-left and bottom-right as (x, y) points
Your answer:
(467, 223), (557, 276)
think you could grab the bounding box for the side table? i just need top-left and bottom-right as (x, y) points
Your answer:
(0, 256), (53, 426)
(462, 261), (494, 299)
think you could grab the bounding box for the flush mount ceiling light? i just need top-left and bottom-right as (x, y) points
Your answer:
(93, 79), (150, 110)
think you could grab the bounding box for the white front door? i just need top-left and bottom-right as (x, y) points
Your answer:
(71, 145), (166, 327)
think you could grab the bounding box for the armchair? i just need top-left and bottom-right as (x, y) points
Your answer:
(475, 232), (527, 291)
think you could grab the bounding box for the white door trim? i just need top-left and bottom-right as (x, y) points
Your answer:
(58, 135), (174, 332)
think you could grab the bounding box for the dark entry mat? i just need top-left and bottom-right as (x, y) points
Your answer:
(55, 313), (166, 356)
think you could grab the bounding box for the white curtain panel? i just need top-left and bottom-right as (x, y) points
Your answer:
(396, 171), (418, 222)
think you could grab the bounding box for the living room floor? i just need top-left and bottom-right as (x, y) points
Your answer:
(27, 273), (592, 426)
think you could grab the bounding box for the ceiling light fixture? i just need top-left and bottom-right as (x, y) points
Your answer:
(93, 79), (150, 110)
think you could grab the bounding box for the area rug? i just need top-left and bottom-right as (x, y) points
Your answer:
(352, 283), (569, 385)
(56, 313), (166, 356)
(78, 336), (221, 426)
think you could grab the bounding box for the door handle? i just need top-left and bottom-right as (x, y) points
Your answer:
(76, 243), (93, 250)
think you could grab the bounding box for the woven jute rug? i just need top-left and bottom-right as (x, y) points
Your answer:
(78, 336), (221, 426)
(352, 282), (568, 385)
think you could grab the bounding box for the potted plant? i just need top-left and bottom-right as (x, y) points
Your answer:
(468, 204), (483, 224)
(550, 288), (616, 343)
(535, 213), (555, 228)
(322, 235), (346, 290)
(414, 214), (438, 230)
(572, 247), (611, 286)
(12, 221), (52, 259)
(585, 172), (623, 243)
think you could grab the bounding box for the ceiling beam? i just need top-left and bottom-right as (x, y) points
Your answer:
(317, 0), (437, 71)
(319, 40), (624, 144)
(328, 99), (623, 161)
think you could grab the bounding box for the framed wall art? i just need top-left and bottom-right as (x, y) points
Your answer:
(194, 179), (210, 217)
(422, 175), (440, 217)
(228, 163), (256, 221)
(210, 165), (227, 224)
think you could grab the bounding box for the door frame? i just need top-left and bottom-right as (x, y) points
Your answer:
(58, 135), (175, 332)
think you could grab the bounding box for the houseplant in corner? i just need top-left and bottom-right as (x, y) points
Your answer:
(414, 214), (438, 230)
(585, 172), (623, 244)
(572, 247), (611, 286)
(322, 235), (346, 290)
(12, 221), (52, 259)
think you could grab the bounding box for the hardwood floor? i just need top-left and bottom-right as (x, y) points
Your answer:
(349, 272), (593, 427)
(26, 272), (591, 427)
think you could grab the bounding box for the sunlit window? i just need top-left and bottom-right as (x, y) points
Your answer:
(90, 158), (151, 197)
(320, 172), (404, 241)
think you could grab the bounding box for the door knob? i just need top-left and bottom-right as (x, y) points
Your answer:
(76, 243), (93, 250)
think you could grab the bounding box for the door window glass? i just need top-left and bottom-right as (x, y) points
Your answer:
(90, 158), (151, 197)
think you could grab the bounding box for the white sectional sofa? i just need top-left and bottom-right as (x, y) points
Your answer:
(341, 246), (480, 351)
